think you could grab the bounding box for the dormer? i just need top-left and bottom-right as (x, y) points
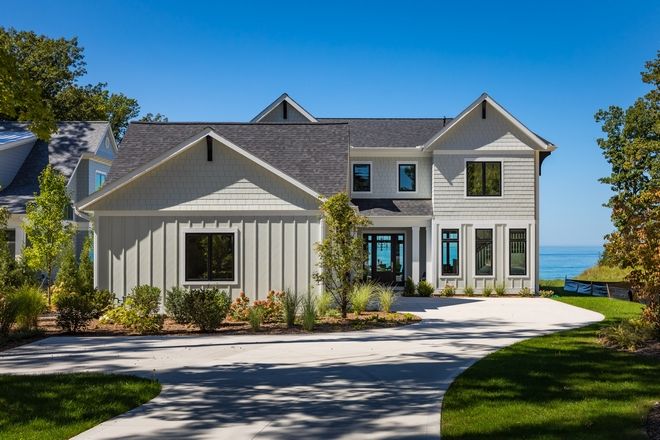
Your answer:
(251, 93), (318, 123)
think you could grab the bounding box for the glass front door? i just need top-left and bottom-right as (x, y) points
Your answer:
(364, 234), (405, 285)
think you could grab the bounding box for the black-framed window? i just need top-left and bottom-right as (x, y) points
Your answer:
(475, 229), (493, 276)
(185, 232), (235, 282)
(441, 229), (459, 275)
(3, 229), (16, 258)
(352, 163), (371, 192)
(398, 163), (416, 192)
(509, 229), (527, 276)
(466, 161), (501, 196)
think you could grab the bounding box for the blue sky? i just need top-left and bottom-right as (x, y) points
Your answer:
(3, 1), (659, 246)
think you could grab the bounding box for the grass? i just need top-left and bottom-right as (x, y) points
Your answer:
(0, 373), (161, 440)
(441, 293), (660, 440)
(575, 265), (631, 282)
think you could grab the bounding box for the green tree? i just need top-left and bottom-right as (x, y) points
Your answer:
(0, 206), (12, 290)
(55, 239), (79, 294)
(78, 234), (94, 293)
(313, 193), (370, 318)
(139, 113), (168, 122)
(595, 51), (660, 329)
(22, 165), (75, 304)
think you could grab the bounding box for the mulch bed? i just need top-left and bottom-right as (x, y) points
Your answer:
(648, 402), (660, 440)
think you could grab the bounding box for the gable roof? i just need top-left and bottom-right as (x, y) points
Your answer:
(318, 118), (450, 148)
(86, 121), (348, 207)
(423, 93), (555, 151)
(251, 93), (318, 123)
(0, 121), (110, 213)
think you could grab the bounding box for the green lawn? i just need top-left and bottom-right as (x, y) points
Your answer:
(0, 373), (161, 440)
(441, 295), (660, 439)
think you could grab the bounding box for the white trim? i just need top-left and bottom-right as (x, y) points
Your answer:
(88, 210), (322, 217)
(439, 226), (461, 279)
(350, 146), (429, 158)
(423, 93), (556, 152)
(411, 226), (420, 283)
(178, 225), (240, 286)
(396, 161), (418, 195)
(0, 135), (36, 152)
(351, 161), (373, 194)
(473, 227), (495, 279)
(250, 93), (318, 123)
(433, 149), (535, 155)
(82, 153), (113, 167)
(77, 128), (321, 211)
(463, 158), (503, 199)
(505, 224), (531, 279)
(93, 223), (99, 288)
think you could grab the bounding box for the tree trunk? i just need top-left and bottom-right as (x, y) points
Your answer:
(47, 265), (52, 306)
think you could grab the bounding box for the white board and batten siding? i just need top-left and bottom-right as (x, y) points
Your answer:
(90, 137), (322, 302)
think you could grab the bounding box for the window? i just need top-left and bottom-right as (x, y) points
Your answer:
(398, 163), (416, 192)
(353, 163), (371, 192)
(466, 161), (501, 196)
(475, 229), (493, 276)
(509, 229), (527, 276)
(3, 229), (16, 258)
(95, 171), (107, 190)
(185, 232), (235, 282)
(441, 229), (459, 275)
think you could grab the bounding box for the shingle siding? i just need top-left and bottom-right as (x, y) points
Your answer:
(350, 156), (432, 198)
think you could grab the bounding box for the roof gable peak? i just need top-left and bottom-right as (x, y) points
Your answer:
(251, 93), (317, 123)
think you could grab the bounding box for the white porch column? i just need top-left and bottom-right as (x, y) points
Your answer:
(412, 226), (420, 283)
(428, 220), (435, 288)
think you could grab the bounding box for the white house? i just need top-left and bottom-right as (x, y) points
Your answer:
(77, 93), (555, 300)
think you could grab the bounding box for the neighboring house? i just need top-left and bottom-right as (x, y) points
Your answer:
(0, 122), (117, 258)
(77, 93), (554, 301)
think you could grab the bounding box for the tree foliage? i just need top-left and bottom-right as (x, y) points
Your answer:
(0, 207), (11, 290)
(595, 51), (660, 329)
(22, 165), (75, 304)
(139, 113), (168, 122)
(313, 193), (370, 318)
(0, 27), (141, 140)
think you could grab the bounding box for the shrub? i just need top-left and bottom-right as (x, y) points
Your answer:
(11, 284), (46, 330)
(464, 285), (475, 297)
(55, 241), (79, 294)
(248, 306), (264, 331)
(403, 277), (416, 296)
(282, 289), (300, 328)
(0, 292), (19, 335)
(495, 282), (507, 296)
(325, 309), (342, 319)
(350, 283), (374, 315)
(317, 291), (333, 317)
(165, 286), (191, 324)
(440, 284), (456, 297)
(539, 289), (554, 298)
(482, 284), (493, 297)
(518, 287), (533, 297)
(253, 290), (284, 323)
(78, 235), (94, 293)
(377, 288), (395, 313)
(186, 288), (231, 332)
(229, 292), (251, 321)
(301, 292), (316, 331)
(100, 285), (163, 333)
(89, 289), (115, 318)
(417, 280), (434, 297)
(599, 318), (656, 351)
(54, 291), (95, 333)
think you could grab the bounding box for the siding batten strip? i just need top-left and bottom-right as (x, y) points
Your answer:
(267, 219), (271, 291)
(293, 219), (298, 293)
(280, 220), (284, 290)
(162, 220), (166, 292)
(254, 219), (258, 298)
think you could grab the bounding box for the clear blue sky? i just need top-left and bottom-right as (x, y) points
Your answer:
(4, 1), (659, 246)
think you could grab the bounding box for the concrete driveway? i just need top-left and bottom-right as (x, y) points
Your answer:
(0, 297), (602, 439)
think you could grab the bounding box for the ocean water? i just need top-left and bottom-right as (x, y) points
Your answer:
(540, 246), (602, 280)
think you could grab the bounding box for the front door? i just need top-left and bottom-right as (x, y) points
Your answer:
(364, 234), (405, 285)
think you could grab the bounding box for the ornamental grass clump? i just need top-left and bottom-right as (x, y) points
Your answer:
(417, 280), (434, 297)
(248, 306), (264, 332)
(539, 289), (555, 298)
(350, 283), (374, 315)
(482, 284), (493, 297)
(301, 292), (317, 331)
(0, 291), (19, 335)
(440, 284), (456, 297)
(599, 318), (656, 351)
(464, 285), (475, 297)
(377, 288), (395, 313)
(282, 289), (300, 328)
(403, 277), (416, 296)
(316, 291), (333, 317)
(518, 287), (533, 297)
(11, 284), (46, 330)
(495, 282), (507, 296)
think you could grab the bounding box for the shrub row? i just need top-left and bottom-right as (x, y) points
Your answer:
(402, 277), (434, 297)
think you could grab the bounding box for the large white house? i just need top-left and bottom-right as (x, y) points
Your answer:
(77, 93), (555, 300)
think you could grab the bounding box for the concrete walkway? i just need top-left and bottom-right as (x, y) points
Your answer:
(0, 297), (602, 439)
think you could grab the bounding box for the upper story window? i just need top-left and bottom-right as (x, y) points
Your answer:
(3, 229), (16, 258)
(352, 163), (371, 192)
(185, 232), (235, 282)
(398, 163), (417, 192)
(466, 161), (501, 196)
(95, 171), (107, 191)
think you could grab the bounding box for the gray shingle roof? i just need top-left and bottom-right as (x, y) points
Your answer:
(0, 121), (108, 213)
(317, 118), (451, 148)
(109, 122), (350, 197)
(351, 198), (433, 216)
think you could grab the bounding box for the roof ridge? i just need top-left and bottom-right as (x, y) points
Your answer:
(130, 121), (349, 126)
(317, 117), (453, 120)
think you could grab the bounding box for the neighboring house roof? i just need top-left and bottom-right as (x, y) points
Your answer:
(0, 121), (110, 213)
(351, 198), (433, 216)
(317, 118), (451, 148)
(105, 122), (349, 198)
(251, 93), (318, 123)
(0, 130), (35, 145)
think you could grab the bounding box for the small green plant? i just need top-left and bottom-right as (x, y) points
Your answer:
(482, 284), (493, 297)
(539, 289), (555, 298)
(248, 306), (264, 331)
(282, 289), (300, 327)
(440, 284), (456, 297)
(495, 282), (507, 296)
(325, 309), (342, 319)
(377, 288), (395, 313)
(0, 291), (19, 335)
(54, 291), (95, 333)
(229, 292), (251, 321)
(165, 286), (190, 324)
(100, 285), (163, 333)
(350, 283), (374, 315)
(417, 280), (434, 297)
(598, 318), (655, 351)
(403, 277), (416, 296)
(301, 292), (317, 331)
(518, 287), (533, 297)
(186, 288), (231, 332)
(402, 312), (416, 321)
(464, 285), (475, 297)
(11, 284), (46, 330)
(317, 291), (333, 317)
